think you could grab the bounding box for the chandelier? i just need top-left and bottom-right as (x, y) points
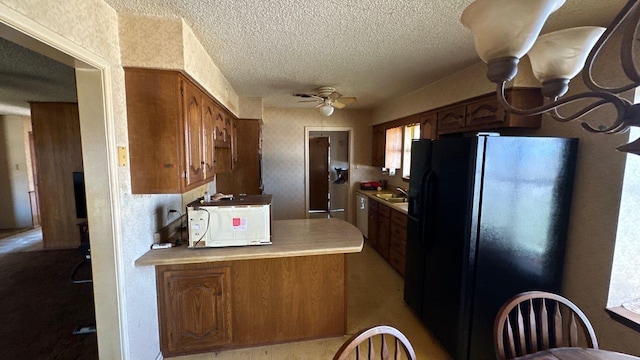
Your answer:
(461, 0), (640, 155)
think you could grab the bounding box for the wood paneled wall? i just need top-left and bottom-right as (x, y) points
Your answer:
(30, 102), (84, 249)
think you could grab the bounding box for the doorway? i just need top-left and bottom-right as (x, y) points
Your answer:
(0, 8), (123, 359)
(305, 127), (353, 222)
(308, 136), (329, 214)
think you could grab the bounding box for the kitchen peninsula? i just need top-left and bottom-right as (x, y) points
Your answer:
(136, 218), (363, 357)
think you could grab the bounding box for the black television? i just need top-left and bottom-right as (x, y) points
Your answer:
(73, 172), (87, 219)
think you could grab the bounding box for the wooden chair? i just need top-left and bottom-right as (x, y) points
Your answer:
(494, 291), (598, 360)
(333, 325), (417, 360)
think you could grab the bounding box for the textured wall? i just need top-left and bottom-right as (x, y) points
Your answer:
(262, 108), (379, 222)
(118, 14), (184, 69)
(182, 19), (239, 115)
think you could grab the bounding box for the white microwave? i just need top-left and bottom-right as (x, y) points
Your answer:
(186, 195), (272, 248)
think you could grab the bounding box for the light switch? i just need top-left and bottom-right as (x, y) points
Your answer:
(118, 146), (127, 167)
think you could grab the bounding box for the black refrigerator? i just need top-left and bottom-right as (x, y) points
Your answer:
(403, 135), (578, 360)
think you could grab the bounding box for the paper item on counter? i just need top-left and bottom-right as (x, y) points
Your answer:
(212, 193), (234, 201)
(622, 298), (640, 314)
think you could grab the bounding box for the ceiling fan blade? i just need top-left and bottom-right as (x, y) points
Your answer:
(328, 91), (342, 100)
(298, 100), (321, 103)
(337, 97), (357, 105)
(294, 93), (323, 100)
(314, 103), (325, 108)
(332, 101), (347, 109)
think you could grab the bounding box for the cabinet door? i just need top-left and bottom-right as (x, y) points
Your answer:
(214, 109), (233, 174)
(389, 210), (407, 276)
(465, 96), (505, 129)
(418, 112), (437, 139)
(377, 211), (390, 260)
(158, 267), (232, 356)
(368, 201), (379, 249)
(182, 80), (205, 186)
(202, 97), (216, 181)
(437, 105), (466, 134)
(371, 124), (386, 167)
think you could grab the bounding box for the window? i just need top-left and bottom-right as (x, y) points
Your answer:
(384, 127), (403, 169)
(402, 124), (421, 178)
(607, 90), (640, 329)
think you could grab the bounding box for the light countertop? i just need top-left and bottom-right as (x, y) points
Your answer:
(135, 218), (364, 266)
(356, 189), (409, 214)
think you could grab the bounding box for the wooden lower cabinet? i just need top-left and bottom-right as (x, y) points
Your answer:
(389, 209), (408, 276)
(156, 254), (346, 357)
(157, 266), (232, 356)
(377, 203), (391, 260)
(368, 201), (379, 249)
(368, 199), (408, 276)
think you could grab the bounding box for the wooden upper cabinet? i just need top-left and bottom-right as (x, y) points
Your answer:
(465, 96), (505, 128)
(417, 111), (437, 139)
(202, 96), (217, 181)
(371, 124), (386, 167)
(182, 80), (205, 187)
(437, 105), (466, 134)
(125, 68), (237, 194)
(437, 88), (542, 135)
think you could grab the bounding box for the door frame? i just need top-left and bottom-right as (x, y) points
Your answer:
(304, 127), (354, 221)
(0, 6), (124, 359)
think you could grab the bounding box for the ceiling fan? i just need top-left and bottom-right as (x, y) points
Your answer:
(293, 87), (357, 116)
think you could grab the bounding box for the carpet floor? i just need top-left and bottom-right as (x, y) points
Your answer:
(0, 248), (98, 360)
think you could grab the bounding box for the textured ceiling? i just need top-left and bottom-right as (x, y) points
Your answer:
(0, 0), (628, 115)
(0, 38), (77, 116)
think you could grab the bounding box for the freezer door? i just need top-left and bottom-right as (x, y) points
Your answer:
(467, 136), (578, 360)
(420, 137), (480, 360)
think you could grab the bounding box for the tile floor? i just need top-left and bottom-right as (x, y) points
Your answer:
(168, 243), (452, 360)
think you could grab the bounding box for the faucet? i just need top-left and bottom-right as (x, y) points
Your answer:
(396, 187), (409, 197)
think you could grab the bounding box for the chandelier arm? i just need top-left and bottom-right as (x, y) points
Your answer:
(549, 99), (609, 123)
(582, 0), (640, 94)
(621, 0), (640, 83)
(497, 83), (631, 134)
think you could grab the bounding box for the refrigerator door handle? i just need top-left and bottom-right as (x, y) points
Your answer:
(418, 170), (434, 250)
(422, 171), (437, 252)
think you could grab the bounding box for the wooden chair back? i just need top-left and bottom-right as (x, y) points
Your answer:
(494, 291), (598, 360)
(333, 325), (417, 360)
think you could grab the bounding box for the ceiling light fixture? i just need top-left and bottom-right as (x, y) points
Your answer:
(461, 0), (640, 155)
(319, 103), (335, 117)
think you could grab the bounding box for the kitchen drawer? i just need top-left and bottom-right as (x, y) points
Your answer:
(390, 235), (406, 255)
(390, 223), (406, 243)
(378, 203), (391, 218)
(389, 249), (406, 276)
(391, 210), (407, 227)
(368, 200), (379, 212)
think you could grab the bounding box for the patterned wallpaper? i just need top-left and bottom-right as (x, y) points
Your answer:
(262, 107), (379, 222)
(118, 14), (184, 69)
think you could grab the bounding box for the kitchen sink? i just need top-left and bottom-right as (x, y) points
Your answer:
(375, 193), (394, 199)
(375, 193), (407, 203)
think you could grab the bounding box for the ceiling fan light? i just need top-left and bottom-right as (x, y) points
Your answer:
(319, 104), (334, 116)
(528, 26), (606, 83)
(461, 0), (566, 63)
